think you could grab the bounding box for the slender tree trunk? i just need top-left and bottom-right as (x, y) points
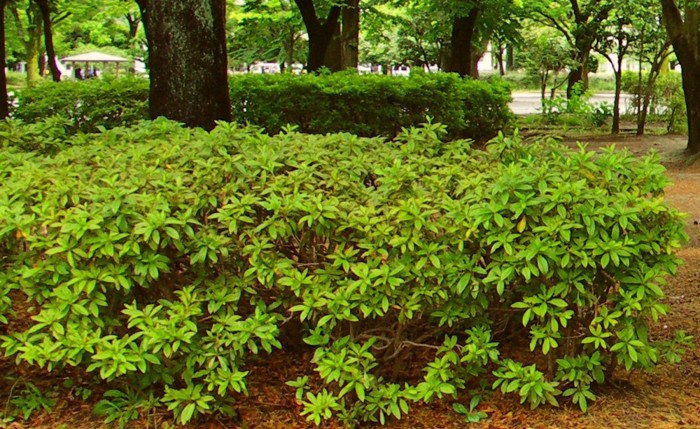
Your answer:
(294, 0), (341, 73)
(136, 0), (231, 130)
(612, 70), (621, 134)
(126, 12), (140, 40)
(446, 8), (479, 78)
(285, 31), (295, 71)
(0, 0), (9, 119)
(35, 0), (60, 82)
(341, 0), (359, 70)
(496, 44), (505, 75)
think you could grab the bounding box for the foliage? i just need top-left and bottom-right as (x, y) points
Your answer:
(622, 71), (686, 133)
(229, 71), (513, 140)
(13, 77), (149, 133)
(0, 119), (689, 426)
(540, 83), (612, 127)
(13, 73), (512, 141)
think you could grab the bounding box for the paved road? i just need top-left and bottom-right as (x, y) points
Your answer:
(510, 92), (634, 115)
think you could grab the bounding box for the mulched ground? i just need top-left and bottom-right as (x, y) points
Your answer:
(2, 132), (700, 429)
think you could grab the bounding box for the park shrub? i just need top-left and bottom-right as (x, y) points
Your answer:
(229, 71), (512, 140)
(0, 119), (689, 426)
(12, 77), (149, 133)
(12, 72), (512, 140)
(622, 70), (686, 132)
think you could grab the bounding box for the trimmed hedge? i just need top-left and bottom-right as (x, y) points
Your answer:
(13, 77), (149, 133)
(228, 72), (512, 140)
(12, 73), (512, 140)
(0, 119), (689, 426)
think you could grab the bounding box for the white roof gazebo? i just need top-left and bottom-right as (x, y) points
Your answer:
(60, 52), (131, 77)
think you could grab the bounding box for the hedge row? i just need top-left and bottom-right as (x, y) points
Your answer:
(13, 73), (512, 140)
(0, 119), (689, 426)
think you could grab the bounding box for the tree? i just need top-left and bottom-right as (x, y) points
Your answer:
(531, 0), (612, 97)
(228, 0), (305, 71)
(439, 0), (522, 78)
(0, 0), (9, 119)
(136, 0), (231, 130)
(35, 0), (60, 81)
(294, 0), (341, 72)
(659, 0), (700, 153)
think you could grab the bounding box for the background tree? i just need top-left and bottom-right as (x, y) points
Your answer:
(530, 0), (612, 97)
(229, 0), (305, 71)
(136, 0), (231, 129)
(294, 0), (341, 72)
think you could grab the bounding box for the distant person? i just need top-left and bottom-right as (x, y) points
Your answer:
(74, 67), (83, 80)
(92, 66), (99, 78)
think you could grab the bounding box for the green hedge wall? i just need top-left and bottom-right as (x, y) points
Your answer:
(228, 72), (512, 140)
(13, 73), (512, 140)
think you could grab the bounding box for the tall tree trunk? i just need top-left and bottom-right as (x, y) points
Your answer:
(35, 0), (60, 82)
(0, 0), (9, 119)
(126, 12), (140, 40)
(446, 8), (479, 77)
(324, 18), (342, 71)
(611, 70), (621, 134)
(137, 0), (231, 130)
(294, 0), (341, 73)
(24, 3), (43, 86)
(566, 50), (590, 98)
(341, 0), (359, 70)
(506, 45), (515, 70)
(660, 0), (700, 153)
(285, 30), (295, 71)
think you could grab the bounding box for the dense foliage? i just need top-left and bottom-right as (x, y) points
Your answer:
(13, 77), (149, 133)
(12, 74), (512, 140)
(229, 72), (512, 139)
(0, 119), (689, 426)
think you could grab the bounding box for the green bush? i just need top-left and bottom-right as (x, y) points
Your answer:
(621, 70), (686, 132)
(12, 77), (149, 133)
(229, 72), (512, 140)
(12, 73), (512, 140)
(0, 119), (689, 426)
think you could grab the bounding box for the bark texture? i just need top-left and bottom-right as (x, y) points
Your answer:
(446, 8), (479, 78)
(660, 0), (700, 153)
(137, 0), (231, 130)
(0, 0), (9, 119)
(341, 0), (359, 70)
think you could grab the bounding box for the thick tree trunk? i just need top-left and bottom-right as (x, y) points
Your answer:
(35, 0), (60, 82)
(680, 66), (700, 153)
(295, 0), (341, 73)
(0, 0), (9, 119)
(506, 45), (515, 71)
(25, 4), (43, 86)
(660, 0), (700, 153)
(446, 9), (479, 78)
(324, 19), (342, 71)
(566, 50), (590, 98)
(137, 0), (231, 130)
(341, 0), (359, 70)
